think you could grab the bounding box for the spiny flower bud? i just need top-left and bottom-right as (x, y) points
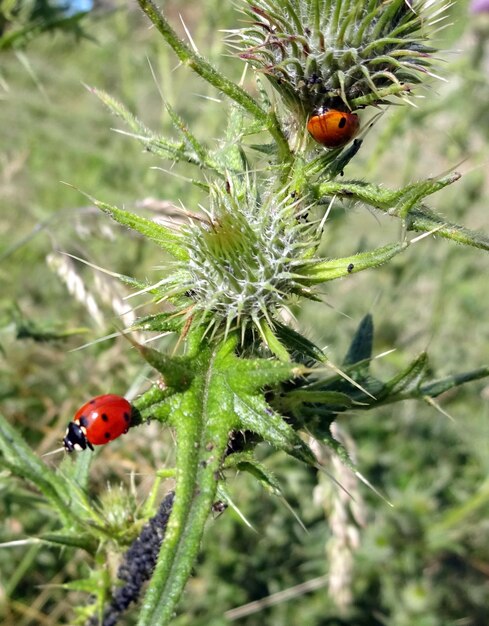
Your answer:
(229, 0), (448, 117)
(175, 178), (320, 340)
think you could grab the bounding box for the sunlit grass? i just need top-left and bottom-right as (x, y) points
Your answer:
(1, 1), (488, 625)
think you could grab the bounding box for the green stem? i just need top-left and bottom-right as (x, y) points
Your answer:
(138, 0), (261, 118)
(138, 357), (235, 625)
(314, 179), (489, 252)
(137, 0), (292, 166)
(406, 207), (489, 252)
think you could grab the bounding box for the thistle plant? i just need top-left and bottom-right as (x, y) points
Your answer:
(2, 1), (489, 625)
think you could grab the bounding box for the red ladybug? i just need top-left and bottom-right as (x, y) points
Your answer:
(307, 108), (360, 148)
(63, 394), (132, 452)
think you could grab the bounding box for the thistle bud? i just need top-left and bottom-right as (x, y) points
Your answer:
(230, 0), (448, 118)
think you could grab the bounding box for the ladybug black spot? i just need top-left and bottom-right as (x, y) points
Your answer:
(105, 432), (111, 439)
(338, 116), (347, 129)
(101, 413), (109, 422)
(89, 399), (96, 404)
(124, 412), (131, 423)
(79, 415), (88, 427)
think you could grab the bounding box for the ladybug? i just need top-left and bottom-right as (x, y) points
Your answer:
(63, 394), (132, 452)
(307, 108), (360, 148)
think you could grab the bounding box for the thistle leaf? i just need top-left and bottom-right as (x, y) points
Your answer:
(92, 198), (188, 261)
(301, 241), (409, 284)
(138, 335), (312, 625)
(0, 413), (75, 525)
(384, 352), (429, 396)
(343, 313), (374, 369)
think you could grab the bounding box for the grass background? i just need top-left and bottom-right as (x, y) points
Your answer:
(1, 0), (488, 624)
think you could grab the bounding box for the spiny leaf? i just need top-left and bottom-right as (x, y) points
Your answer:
(59, 445), (93, 493)
(61, 577), (103, 593)
(283, 389), (354, 412)
(274, 321), (326, 363)
(316, 176), (458, 212)
(256, 318), (291, 361)
(224, 452), (282, 495)
(0, 413), (75, 525)
(92, 197), (188, 261)
(132, 312), (185, 334)
(343, 313), (374, 370)
(89, 86), (205, 168)
(214, 103), (250, 172)
(39, 532), (97, 552)
(418, 366), (489, 399)
(384, 352), (428, 396)
(316, 178), (489, 252)
(88, 85), (153, 137)
(301, 241), (409, 284)
(121, 334), (195, 391)
(234, 394), (317, 467)
(407, 205), (489, 252)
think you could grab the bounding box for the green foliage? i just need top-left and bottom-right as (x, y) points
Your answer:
(0, 0), (87, 50)
(1, 1), (489, 625)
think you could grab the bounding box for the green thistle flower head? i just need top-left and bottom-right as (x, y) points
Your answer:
(230, 0), (447, 117)
(173, 178), (320, 341)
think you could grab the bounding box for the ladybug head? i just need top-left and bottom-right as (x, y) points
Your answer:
(63, 421), (94, 453)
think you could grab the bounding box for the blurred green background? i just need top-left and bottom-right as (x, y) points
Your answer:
(1, 1), (489, 624)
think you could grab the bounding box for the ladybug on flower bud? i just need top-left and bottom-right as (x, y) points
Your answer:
(63, 394), (132, 452)
(307, 108), (360, 148)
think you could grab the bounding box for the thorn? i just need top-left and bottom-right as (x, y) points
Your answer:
(354, 470), (393, 507)
(373, 348), (396, 360)
(424, 395), (455, 422)
(315, 463), (356, 501)
(57, 251), (125, 279)
(279, 496), (308, 533)
(239, 62), (249, 88)
(69, 331), (126, 353)
(0, 538), (43, 548)
(323, 360), (376, 400)
(217, 486), (257, 532)
(410, 225), (445, 244)
(147, 57), (165, 103)
(41, 447), (65, 457)
(179, 14), (199, 54)
(317, 194), (335, 234)
(192, 93), (222, 103)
